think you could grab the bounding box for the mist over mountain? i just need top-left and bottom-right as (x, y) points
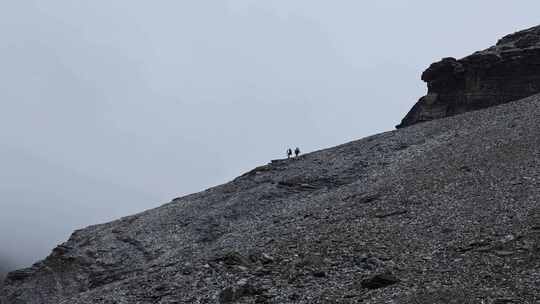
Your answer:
(0, 147), (157, 271)
(3, 3), (540, 294)
(2, 25), (540, 304)
(0, 257), (13, 281)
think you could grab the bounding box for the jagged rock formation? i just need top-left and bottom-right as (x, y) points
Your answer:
(398, 25), (540, 128)
(2, 93), (540, 303)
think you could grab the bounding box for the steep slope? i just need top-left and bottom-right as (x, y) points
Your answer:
(398, 25), (540, 128)
(0, 258), (12, 289)
(2, 93), (540, 303)
(0, 148), (158, 272)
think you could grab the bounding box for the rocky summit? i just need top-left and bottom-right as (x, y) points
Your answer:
(398, 25), (540, 128)
(2, 27), (540, 304)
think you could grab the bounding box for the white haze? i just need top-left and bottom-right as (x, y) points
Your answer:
(1, 0), (539, 271)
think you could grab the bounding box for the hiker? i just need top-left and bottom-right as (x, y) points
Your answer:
(287, 148), (293, 159)
(294, 147), (300, 157)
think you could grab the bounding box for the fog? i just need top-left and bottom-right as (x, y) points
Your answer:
(1, 1), (539, 274)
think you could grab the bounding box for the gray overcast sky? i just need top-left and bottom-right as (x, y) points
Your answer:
(1, 1), (539, 270)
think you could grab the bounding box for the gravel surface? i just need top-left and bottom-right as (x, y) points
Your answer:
(2, 94), (540, 303)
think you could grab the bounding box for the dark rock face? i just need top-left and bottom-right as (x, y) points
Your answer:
(398, 25), (540, 128)
(360, 272), (399, 289)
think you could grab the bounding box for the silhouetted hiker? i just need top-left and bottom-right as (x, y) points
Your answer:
(287, 148), (293, 159)
(294, 147), (300, 157)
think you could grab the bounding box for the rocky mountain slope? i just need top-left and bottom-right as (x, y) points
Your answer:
(3, 94), (540, 303)
(398, 25), (540, 128)
(0, 148), (158, 272)
(3, 28), (540, 304)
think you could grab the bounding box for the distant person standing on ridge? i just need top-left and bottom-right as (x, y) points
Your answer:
(294, 147), (300, 157)
(287, 148), (293, 159)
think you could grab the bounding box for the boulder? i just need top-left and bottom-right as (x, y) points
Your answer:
(360, 272), (399, 290)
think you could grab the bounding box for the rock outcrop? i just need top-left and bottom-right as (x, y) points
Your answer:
(398, 25), (540, 128)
